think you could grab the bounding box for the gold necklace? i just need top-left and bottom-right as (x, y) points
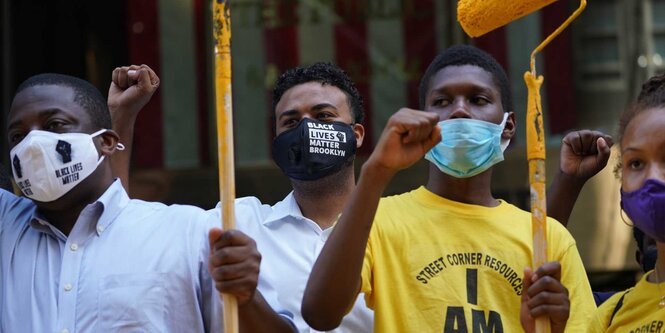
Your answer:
(654, 268), (665, 308)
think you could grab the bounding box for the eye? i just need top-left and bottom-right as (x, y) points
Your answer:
(281, 118), (299, 127)
(470, 96), (490, 106)
(431, 97), (450, 107)
(9, 132), (25, 144)
(45, 119), (67, 131)
(317, 112), (334, 120)
(628, 159), (645, 170)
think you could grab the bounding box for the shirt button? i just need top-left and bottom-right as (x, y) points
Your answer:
(97, 226), (105, 234)
(70, 243), (78, 251)
(63, 283), (72, 292)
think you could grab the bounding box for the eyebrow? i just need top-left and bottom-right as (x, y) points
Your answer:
(621, 147), (642, 153)
(430, 84), (496, 96)
(277, 103), (338, 120)
(277, 109), (300, 121)
(311, 103), (337, 111)
(8, 108), (65, 130)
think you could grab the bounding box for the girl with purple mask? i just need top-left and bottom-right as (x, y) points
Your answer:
(588, 74), (665, 331)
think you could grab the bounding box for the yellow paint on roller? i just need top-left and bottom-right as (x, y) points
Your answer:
(457, 0), (557, 37)
(213, 1), (239, 333)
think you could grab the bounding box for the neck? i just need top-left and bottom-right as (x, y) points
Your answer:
(35, 166), (114, 236)
(650, 242), (665, 283)
(424, 164), (498, 207)
(291, 165), (355, 229)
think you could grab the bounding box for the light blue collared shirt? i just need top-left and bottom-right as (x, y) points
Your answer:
(0, 180), (225, 333)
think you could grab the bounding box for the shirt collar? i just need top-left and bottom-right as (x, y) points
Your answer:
(263, 191), (305, 226)
(29, 179), (130, 237)
(94, 179), (130, 235)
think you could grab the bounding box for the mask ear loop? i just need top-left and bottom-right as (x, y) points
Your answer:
(619, 208), (634, 227)
(499, 113), (511, 152)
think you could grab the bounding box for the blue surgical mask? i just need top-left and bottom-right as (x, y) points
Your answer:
(425, 113), (510, 178)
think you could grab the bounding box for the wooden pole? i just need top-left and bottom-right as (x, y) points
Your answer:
(212, 1), (238, 332)
(525, 2), (585, 332)
(524, 71), (550, 333)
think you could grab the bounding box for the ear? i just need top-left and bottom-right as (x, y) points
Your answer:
(97, 130), (121, 157)
(353, 123), (365, 148)
(502, 111), (516, 140)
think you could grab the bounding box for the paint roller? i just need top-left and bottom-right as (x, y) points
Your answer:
(458, 1), (587, 333)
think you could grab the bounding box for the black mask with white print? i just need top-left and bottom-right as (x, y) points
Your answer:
(272, 118), (356, 181)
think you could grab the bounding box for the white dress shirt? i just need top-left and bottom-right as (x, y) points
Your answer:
(0, 180), (291, 333)
(228, 192), (374, 333)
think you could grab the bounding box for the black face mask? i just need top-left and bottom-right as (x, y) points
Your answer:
(272, 118), (357, 181)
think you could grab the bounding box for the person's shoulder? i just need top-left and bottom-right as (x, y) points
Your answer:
(235, 195), (271, 212)
(495, 200), (532, 217)
(592, 288), (633, 329)
(378, 187), (422, 208)
(123, 198), (209, 224)
(0, 188), (29, 204)
(498, 201), (575, 239)
(204, 196), (278, 232)
(544, 214), (578, 249)
(0, 188), (36, 232)
(0, 189), (36, 218)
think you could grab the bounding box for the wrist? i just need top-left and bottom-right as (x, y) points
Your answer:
(238, 290), (258, 308)
(555, 169), (586, 189)
(360, 159), (396, 187)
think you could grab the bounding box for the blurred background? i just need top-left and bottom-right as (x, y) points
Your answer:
(2, 0), (662, 291)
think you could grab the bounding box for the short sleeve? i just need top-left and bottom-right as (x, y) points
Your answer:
(547, 220), (597, 332)
(360, 225), (376, 309)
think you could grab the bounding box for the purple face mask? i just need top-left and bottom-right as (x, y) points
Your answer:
(621, 179), (665, 243)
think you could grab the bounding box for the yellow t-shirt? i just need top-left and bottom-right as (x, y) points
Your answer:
(588, 272), (665, 332)
(360, 186), (596, 333)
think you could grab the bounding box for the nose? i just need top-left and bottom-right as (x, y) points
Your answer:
(448, 98), (472, 120)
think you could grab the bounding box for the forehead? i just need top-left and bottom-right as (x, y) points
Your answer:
(622, 108), (665, 148)
(8, 85), (86, 125)
(428, 65), (500, 95)
(275, 82), (351, 114)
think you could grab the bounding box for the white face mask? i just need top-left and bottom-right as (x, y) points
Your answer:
(10, 129), (109, 202)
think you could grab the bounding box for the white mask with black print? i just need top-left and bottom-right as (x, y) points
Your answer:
(10, 129), (121, 202)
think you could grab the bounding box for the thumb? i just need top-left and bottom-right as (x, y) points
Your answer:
(137, 68), (151, 89)
(522, 267), (534, 304)
(208, 227), (224, 254)
(424, 124), (442, 151)
(596, 137), (611, 166)
(521, 267), (536, 333)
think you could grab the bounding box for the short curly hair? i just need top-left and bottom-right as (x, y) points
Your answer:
(14, 73), (111, 129)
(272, 62), (364, 124)
(418, 44), (513, 113)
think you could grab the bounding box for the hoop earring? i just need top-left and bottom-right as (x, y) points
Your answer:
(620, 208), (634, 227)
